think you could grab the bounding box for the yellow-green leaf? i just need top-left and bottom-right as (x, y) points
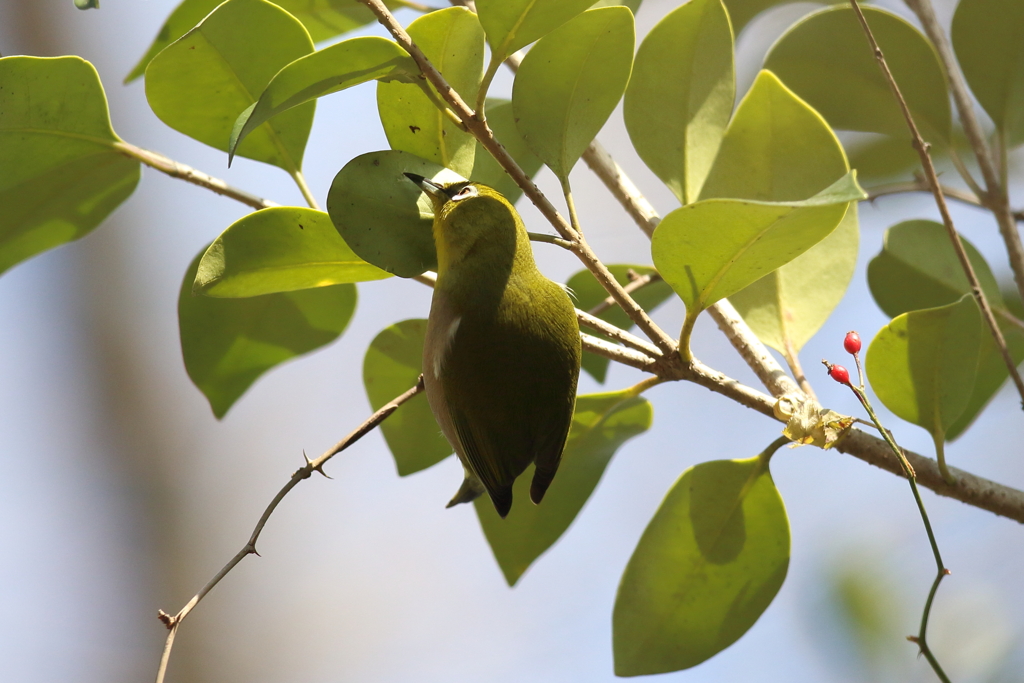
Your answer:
(145, 0), (315, 172)
(624, 0), (733, 204)
(512, 7), (634, 180)
(469, 99), (542, 204)
(730, 203), (858, 354)
(476, 0), (595, 61)
(476, 389), (653, 585)
(363, 319), (452, 476)
(230, 36), (418, 163)
(765, 6), (951, 146)
(194, 207), (391, 298)
(866, 295), (981, 443)
(613, 456), (789, 675)
(0, 56), (139, 276)
(125, 0), (400, 83)
(377, 7), (482, 178)
(179, 249), (356, 418)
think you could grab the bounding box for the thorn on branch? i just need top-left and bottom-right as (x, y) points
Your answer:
(303, 450), (332, 479)
(157, 610), (176, 629)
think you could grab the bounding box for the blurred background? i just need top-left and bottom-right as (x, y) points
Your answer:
(0, 0), (1021, 681)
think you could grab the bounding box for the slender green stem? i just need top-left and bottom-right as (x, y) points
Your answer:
(392, 0), (439, 12)
(679, 311), (698, 364)
(845, 379), (951, 683)
(560, 176), (584, 238)
(291, 170), (320, 210)
(414, 81), (468, 131)
(475, 54), (502, 120)
(627, 375), (664, 397)
(527, 232), (573, 250)
(759, 436), (793, 466)
(932, 433), (955, 485)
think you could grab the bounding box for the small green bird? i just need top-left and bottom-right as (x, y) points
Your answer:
(405, 173), (581, 518)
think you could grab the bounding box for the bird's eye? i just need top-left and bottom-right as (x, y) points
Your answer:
(452, 185), (478, 201)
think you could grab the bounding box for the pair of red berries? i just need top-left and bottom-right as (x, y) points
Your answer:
(827, 331), (862, 385)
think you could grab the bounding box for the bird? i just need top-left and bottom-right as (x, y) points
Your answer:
(404, 173), (581, 519)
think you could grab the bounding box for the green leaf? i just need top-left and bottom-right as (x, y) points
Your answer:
(613, 456), (790, 675)
(0, 56), (139, 276)
(476, 389), (653, 586)
(363, 319), (452, 476)
(952, 0), (1024, 148)
(730, 203), (859, 355)
(326, 150), (465, 277)
(699, 70), (848, 202)
(377, 7), (483, 178)
(623, 0), (733, 204)
(179, 249), (356, 418)
(476, 0), (595, 61)
(230, 36), (418, 163)
(194, 207), (391, 297)
(721, 0), (843, 35)
(469, 99), (542, 204)
(867, 219), (1024, 439)
(512, 7), (634, 181)
(652, 172), (865, 316)
(145, 0), (314, 172)
(74, 0), (100, 9)
(566, 265), (674, 382)
(592, 0), (642, 12)
(125, 0), (398, 83)
(865, 295), (981, 443)
(764, 6), (951, 146)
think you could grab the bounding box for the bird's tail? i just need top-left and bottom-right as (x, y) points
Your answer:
(530, 467), (557, 506)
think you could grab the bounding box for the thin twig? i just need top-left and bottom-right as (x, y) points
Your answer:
(527, 232), (574, 250)
(904, 0), (1024, 312)
(865, 179), (982, 208)
(783, 337), (817, 401)
(842, 372), (951, 682)
(577, 310), (662, 359)
(587, 272), (661, 318)
(356, 0), (679, 358)
(152, 378), (425, 683)
(291, 169), (321, 210)
(115, 142), (278, 211)
(850, 0), (1024, 409)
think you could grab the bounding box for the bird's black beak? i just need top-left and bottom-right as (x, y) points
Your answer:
(404, 172), (445, 198)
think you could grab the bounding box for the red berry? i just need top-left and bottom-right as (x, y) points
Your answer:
(829, 364), (851, 384)
(844, 331), (862, 355)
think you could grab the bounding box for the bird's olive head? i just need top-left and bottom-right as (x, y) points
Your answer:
(403, 173), (520, 272)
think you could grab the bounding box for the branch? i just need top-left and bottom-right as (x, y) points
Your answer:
(850, 0), (1024, 408)
(357, 0), (678, 358)
(152, 378), (425, 683)
(903, 0), (1024, 308)
(577, 309), (662, 358)
(586, 271), (661, 318)
(115, 142), (278, 211)
(865, 178), (983, 208)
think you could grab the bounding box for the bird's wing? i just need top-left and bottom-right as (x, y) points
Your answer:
(444, 393), (514, 516)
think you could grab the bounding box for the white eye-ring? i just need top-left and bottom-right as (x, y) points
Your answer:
(452, 184), (479, 201)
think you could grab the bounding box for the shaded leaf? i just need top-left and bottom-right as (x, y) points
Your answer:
(613, 456), (789, 675)
(377, 7), (482, 178)
(730, 203), (858, 354)
(0, 56), (139, 276)
(145, 0), (314, 172)
(653, 172), (864, 316)
(125, 0), (399, 83)
(476, 389), (653, 585)
(326, 150), (464, 277)
(865, 295), (981, 443)
(179, 249), (356, 418)
(867, 219), (1024, 439)
(476, 0), (595, 61)
(623, 0), (733, 204)
(723, 0), (842, 35)
(469, 99), (542, 204)
(765, 6), (950, 145)
(567, 265), (674, 382)
(194, 207), (391, 297)
(513, 7), (634, 181)
(363, 319), (452, 476)
(952, 0), (1024, 147)
(231, 36), (418, 162)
